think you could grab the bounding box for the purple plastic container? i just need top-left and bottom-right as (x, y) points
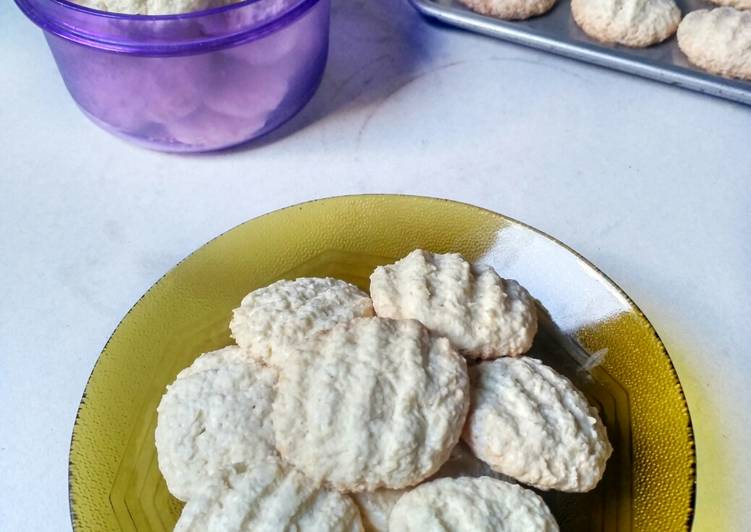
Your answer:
(15, 0), (330, 151)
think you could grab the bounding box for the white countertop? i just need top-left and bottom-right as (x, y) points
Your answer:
(1, 0), (750, 529)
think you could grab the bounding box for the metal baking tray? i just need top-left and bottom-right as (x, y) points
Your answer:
(409, 0), (751, 106)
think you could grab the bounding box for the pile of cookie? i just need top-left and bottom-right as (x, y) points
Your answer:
(459, 0), (751, 82)
(155, 249), (612, 531)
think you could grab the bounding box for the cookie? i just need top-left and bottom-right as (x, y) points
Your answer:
(175, 462), (363, 532)
(273, 317), (470, 492)
(388, 477), (559, 532)
(677, 7), (751, 81)
(352, 489), (406, 532)
(709, 0), (751, 9)
(155, 346), (277, 501)
(370, 250), (537, 359)
(458, 0), (556, 20)
(463, 357), (612, 492)
(203, 55), (289, 121)
(571, 0), (682, 47)
(353, 443), (512, 532)
(230, 277), (374, 366)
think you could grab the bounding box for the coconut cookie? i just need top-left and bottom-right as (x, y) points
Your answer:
(273, 317), (470, 492)
(353, 442), (515, 532)
(370, 250), (537, 359)
(677, 8), (751, 81)
(571, 0), (682, 47)
(175, 462), (363, 532)
(388, 477), (559, 532)
(458, 0), (556, 20)
(352, 489), (406, 532)
(155, 346), (277, 501)
(72, 0), (241, 15)
(230, 277), (374, 366)
(463, 357), (612, 492)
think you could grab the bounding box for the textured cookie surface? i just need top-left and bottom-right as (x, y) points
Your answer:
(388, 477), (559, 532)
(353, 442), (512, 532)
(352, 489), (406, 532)
(458, 0), (556, 20)
(273, 317), (470, 491)
(677, 8), (751, 81)
(155, 346), (277, 501)
(71, 0), (238, 15)
(571, 0), (682, 47)
(175, 463), (363, 532)
(370, 250), (537, 359)
(463, 357), (612, 492)
(230, 277), (374, 366)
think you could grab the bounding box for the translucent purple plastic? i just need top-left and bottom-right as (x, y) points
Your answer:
(15, 0), (330, 151)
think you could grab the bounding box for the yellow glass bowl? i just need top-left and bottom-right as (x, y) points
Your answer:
(69, 195), (695, 531)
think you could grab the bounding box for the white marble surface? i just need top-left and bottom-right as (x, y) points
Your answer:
(1, 0), (750, 530)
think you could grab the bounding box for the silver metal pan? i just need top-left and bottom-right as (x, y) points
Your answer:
(409, 0), (751, 106)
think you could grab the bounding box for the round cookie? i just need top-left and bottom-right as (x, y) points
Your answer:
(175, 463), (363, 532)
(388, 477), (559, 532)
(571, 0), (682, 47)
(677, 7), (751, 81)
(370, 250), (537, 359)
(230, 277), (374, 366)
(458, 0), (556, 20)
(155, 346), (277, 501)
(463, 357), (612, 492)
(353, 443), (513, 532)
(273, 317), (470, 492)
(709, 0), (751, 10)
